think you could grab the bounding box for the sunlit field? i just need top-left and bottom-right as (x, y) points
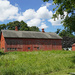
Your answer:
(0, 50), (75, 75)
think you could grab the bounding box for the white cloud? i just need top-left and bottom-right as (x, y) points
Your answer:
(0, 0), (65, 29)
(27, 18), (41, 27)
(48, 19), (63, 26)
(18, 9), (36, 21)
(39, 23), (48, 29)
(42, 2), (51, 7)
(36, 6), (53, 19)
(0, 0), (19, 21)
(45, 3), (51, 7)
(48, 12), (67, 26)
(0, 0), (53, 28)
(17, 4), (53, 28)
(17, 6), (53, 21)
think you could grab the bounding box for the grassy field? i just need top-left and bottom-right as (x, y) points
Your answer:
(0, 50), (75, 75)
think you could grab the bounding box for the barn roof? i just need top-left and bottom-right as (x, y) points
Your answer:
(1, 30), (62, 39)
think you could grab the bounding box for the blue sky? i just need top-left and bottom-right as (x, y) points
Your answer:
(0, 0), (65, 32)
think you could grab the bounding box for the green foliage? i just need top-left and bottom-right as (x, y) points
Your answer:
(63, 15), (75, 33)
(59, 30), (74, 37)
(0, 24), (6, 31)
(56, 29), (75, 38)
(43, 0), (75, 32)
(0, 20), (40, 32)
(7, 21), (20, 30)
(55, 29), (61, 34)
(29, 26), (40, 32)
(43, 0), (75, 16)
(20, 21), (29, 31)
(0, 50), (75, 75)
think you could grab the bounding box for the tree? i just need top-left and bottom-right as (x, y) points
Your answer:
(20, 21), (30, 31)
(62, 36), (75, 48)
(56, 29), (61, 34)
(43, 0), (75, 32)
(58, 29), (75, 38)
(0, 24), (6, 30)
(7, 21), (20, 30)
(43, 0), (75, 16)
(0, 21), (40, 32)
(29, 26), (40, 32)
(55, 29), (75, 48)
(63, 15), (75, 33)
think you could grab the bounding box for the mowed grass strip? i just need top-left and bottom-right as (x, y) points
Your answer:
(0, 50), (75, 75)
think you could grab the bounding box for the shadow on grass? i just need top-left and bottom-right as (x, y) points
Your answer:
(69, 56), (75, 70)
(72, 56), (75, 64)
(0, 51), (8, 56)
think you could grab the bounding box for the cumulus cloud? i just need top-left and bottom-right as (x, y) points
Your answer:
(39, 23), (48, 29)
(0, 0), (19, 21)
(17, 4), (53, 28)
(27, 18), (41, 27)
(18, 9), (36, 21)
(17, 6), (53, 21)
(0, 0), (65, 29)
(36, 6), (53, 19)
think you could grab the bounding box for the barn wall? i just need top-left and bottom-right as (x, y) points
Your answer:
(72, 44), (75, 51)
(51, 39), (62, 50)
(4, 38), (62, 52)
(72, 46), (75, 51)
(0, 32), (1, 49)
(0, 38), (1, 49)
(1, 33), (6, 52)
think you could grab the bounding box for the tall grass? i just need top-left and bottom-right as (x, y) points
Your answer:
(0, 50), (75, 75)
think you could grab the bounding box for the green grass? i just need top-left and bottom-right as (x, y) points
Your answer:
(0, 50), (75, 75)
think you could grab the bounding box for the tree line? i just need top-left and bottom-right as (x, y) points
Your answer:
(0, 20), (40, 32)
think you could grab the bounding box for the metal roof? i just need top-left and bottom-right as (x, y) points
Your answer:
(1, 30), (62, 39)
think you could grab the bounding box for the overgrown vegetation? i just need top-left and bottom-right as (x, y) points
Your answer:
(0, 50), (75, 75)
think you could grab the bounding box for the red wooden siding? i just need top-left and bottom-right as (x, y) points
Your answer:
(3, 38), (62, 52)
(1, 33), (6, 52)
(0, 39), (1, 49)
(72, 43), (75, 51)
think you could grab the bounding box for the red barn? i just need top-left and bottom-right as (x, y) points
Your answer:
(72, 43), (75, 51)
(1, 27), (62, 52)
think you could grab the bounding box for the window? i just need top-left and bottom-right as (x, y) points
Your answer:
(37, 47), (39, 50)
(28, 47), (30, 50)
(7, 48), (17, 50)
(10, 48), (11, 50)
(15, 48), (17, 50)
(7, 48), (10, 50)
(12, 48), (15, 50)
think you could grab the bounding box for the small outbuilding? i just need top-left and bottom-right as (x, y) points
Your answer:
(72, 43), (75, 51)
